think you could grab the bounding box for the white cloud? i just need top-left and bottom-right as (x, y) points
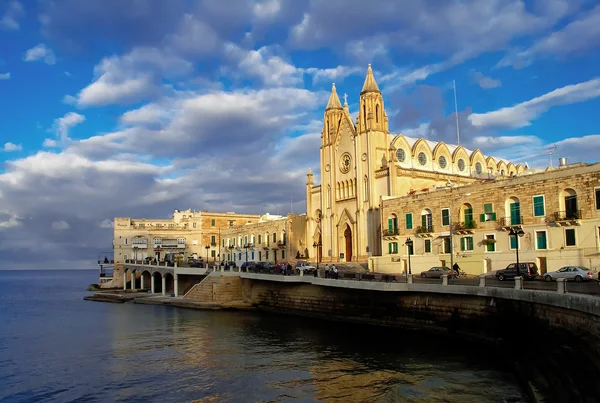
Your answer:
(99, 219), (114, 229)
(23, 44), (56, 65)
(0, 72), (10, 80)
(51, 220), (70, 230)
(49, 112), (86, 145)
(3, 142), (22, 152)
(472, 135), (541, 147)
(304, 66), (362, 85)
(73, 47), (192, 107)
(469, 78), (600, 128)
(0, 0), (23, 30)
(253, 0), (281, 21)
(43, 138), (58, 148)
(497, 5), (600, 69)
(163, 14), (220, 55)
(470, 71), (501, 89)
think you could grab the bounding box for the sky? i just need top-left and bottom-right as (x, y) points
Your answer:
(1, 0), (599, 269)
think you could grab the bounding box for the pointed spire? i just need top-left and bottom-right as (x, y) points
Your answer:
(326, 83), (343, 110)
(361, 64), (380, 94)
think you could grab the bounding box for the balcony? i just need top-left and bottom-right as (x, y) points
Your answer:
(382, 228), (400, 238)
(277, 241), (286, 247)
(546, 210), (582, 226)
(415, 225), (435, 237)
(498, 216), (523, 230)
(210, 242), (217, 246)
(453, 221), (476, 234)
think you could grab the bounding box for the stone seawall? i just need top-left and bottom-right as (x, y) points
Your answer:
(240, 278), (600, 402)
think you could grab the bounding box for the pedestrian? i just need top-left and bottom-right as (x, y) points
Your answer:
(332, 265), (338, 279)
(287, 262), (292, 275)
(324, 264), (330, 278)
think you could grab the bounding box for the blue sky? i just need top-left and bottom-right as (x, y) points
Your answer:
(0, 0), (599, 269)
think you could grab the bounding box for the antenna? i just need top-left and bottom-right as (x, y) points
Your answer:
(290, 197), (293, 215)
(453, 80), (460, 145)
(545, 144), (557, 168)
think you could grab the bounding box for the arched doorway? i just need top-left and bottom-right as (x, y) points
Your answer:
(344, 224), (352, 262)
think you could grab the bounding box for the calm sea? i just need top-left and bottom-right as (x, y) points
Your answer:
(0, 270), (527, 402)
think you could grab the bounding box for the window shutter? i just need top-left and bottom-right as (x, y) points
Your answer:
(492, 212), (497, 221)
(421, 214), (427, 227)
(388, 218), (394, 232)
(388, 242), (392, 254)
(460, 237), (465, 251)
(393, 242), (398, 253)
(406, 214), (412, 229)
(480, 213), (486, 222)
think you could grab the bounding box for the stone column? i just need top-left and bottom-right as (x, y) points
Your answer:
(140, 273), (145, 290)
(151, 275), (155, 294)
(131, 271), (136, 290)
(407, 274), (413, 284)
(514, 276), (523, 290)
(556, 278), (567, 294)
(479, 275), (486, 287)
(441, 274), (448, 285)
(161, 275), (166, 296)
(174, 274), (179, 297)
(123, 271), (127, 290)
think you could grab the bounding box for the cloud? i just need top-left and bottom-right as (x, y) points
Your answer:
(3, 142), (22, 152)
(163, 14), (220, 55)
(553, 134), (600, 163)
(497, 5), (600, 69)
(73, 47), (192, 107)
(0, 72), (9, 80)
(470, 71), (501, 89)
(472, 135), (540, 147)
(99, 219), (113, 229)
(253, 0), (281, 21)
(48, 112), (86, 145)
(51, 220), (70, 230)
(23, 44), (57, 65)
(469, 77), (600, 128)
(0, 0), (23, 30)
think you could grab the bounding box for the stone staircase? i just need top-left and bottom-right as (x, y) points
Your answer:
(183, 273), (243, 303)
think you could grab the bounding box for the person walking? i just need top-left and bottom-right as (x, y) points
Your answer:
(452, 262), (461, 278)
(332, 264), (338, 279)
(324, 264), (330, 278)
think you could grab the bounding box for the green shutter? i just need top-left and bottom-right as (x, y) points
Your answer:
(425, 239), (431, 253)
(510, 202), (521, 225)
(388, 242), (393, 254)
(536, 232), (547, 249)
(510, 236), (518, 249)
(484, 203), (493, 214)
(464, 208), (473, 225)
(421, 214), (427, 227)
(442, 209), (449, 226)
(393, 242), (398, 253)
(388, 218), (394, 232)
(533, 196), (545, 217)
(460, 237), (466, 251)
(480, 213), (486, 222)
(492, 212), (497, 221)
(406, 213), (413, 229)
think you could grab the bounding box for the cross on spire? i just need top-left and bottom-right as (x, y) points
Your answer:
(343, 93), (348, 105)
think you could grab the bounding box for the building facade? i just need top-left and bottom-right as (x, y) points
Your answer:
(305, 65), (525, 264)
(220, 213), (307, 266)
(113, 209), (260, 264)
(374, 162), (600, 274)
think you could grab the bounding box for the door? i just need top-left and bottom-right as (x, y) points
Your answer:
(344, 224), (352, 262)
(538, 257), (547, 274)
(510, 202), (521, 225)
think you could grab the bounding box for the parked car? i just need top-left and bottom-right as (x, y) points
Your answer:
(495, 262), (539, 281)
(420, 266), (454, 278)
(255, 262), (274, 273)
(295, 261), (316, 274)
(543, 266), (594, 282)
(190, 260), (204, 268)
(240, 261), (256, 272)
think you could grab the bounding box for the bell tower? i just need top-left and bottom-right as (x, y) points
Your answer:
(323, 83), (343, 146)
(357, 64), (388, 134)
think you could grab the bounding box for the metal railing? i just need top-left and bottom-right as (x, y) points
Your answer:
(453, 221), (477, 230)
(498, 216), (523, 227)
(382, 228), (400, 237)
(547, 210), (582, 222)
(415, 225), (435, 234)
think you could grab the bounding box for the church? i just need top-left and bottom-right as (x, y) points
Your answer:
(305, 65), (526, 264)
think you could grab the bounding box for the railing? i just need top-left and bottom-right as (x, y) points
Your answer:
(498, 216), (523, 227)
(547, 210), (582, 222)
(98, 260), (115, 264)
(415, 225), (435, 234)
(382, 228), (400, 237)
(277, 241), (286, 247)
(210, 242), (217, 246)
(453, 221), (477, 230)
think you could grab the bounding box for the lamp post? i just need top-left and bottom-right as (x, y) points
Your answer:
(244, 243), (253, 267)
(405, 237), (413, 275)
(508, 226), (525, 276)
(205, 245), (210, 268)
(313, 240), (322, 271)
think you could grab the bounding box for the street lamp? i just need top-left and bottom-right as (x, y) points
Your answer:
(204, 245), (210, 268)
(405, 237), (413, 275)
(244, 243), (253, 267)
(312, 240), (322, 272)
(508, 226), (525, 276)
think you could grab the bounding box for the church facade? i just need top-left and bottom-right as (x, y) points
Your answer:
(305, 65), (526, 263)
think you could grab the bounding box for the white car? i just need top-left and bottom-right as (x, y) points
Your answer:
(295, 261), (317, 274)
(543, 266), (594, 282)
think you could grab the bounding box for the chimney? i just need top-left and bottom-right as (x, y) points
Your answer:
(558, 157), (567, 167)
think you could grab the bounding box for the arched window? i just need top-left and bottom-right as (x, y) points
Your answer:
(420, 208), (433, 231)
(364, 176), (369, 201)
(560, 188), (578, 219)
(376, 104), (380, 123)
(505, 197), (521, 225)
(363, 104), (367, 126)
(460, 203), (474, 228)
